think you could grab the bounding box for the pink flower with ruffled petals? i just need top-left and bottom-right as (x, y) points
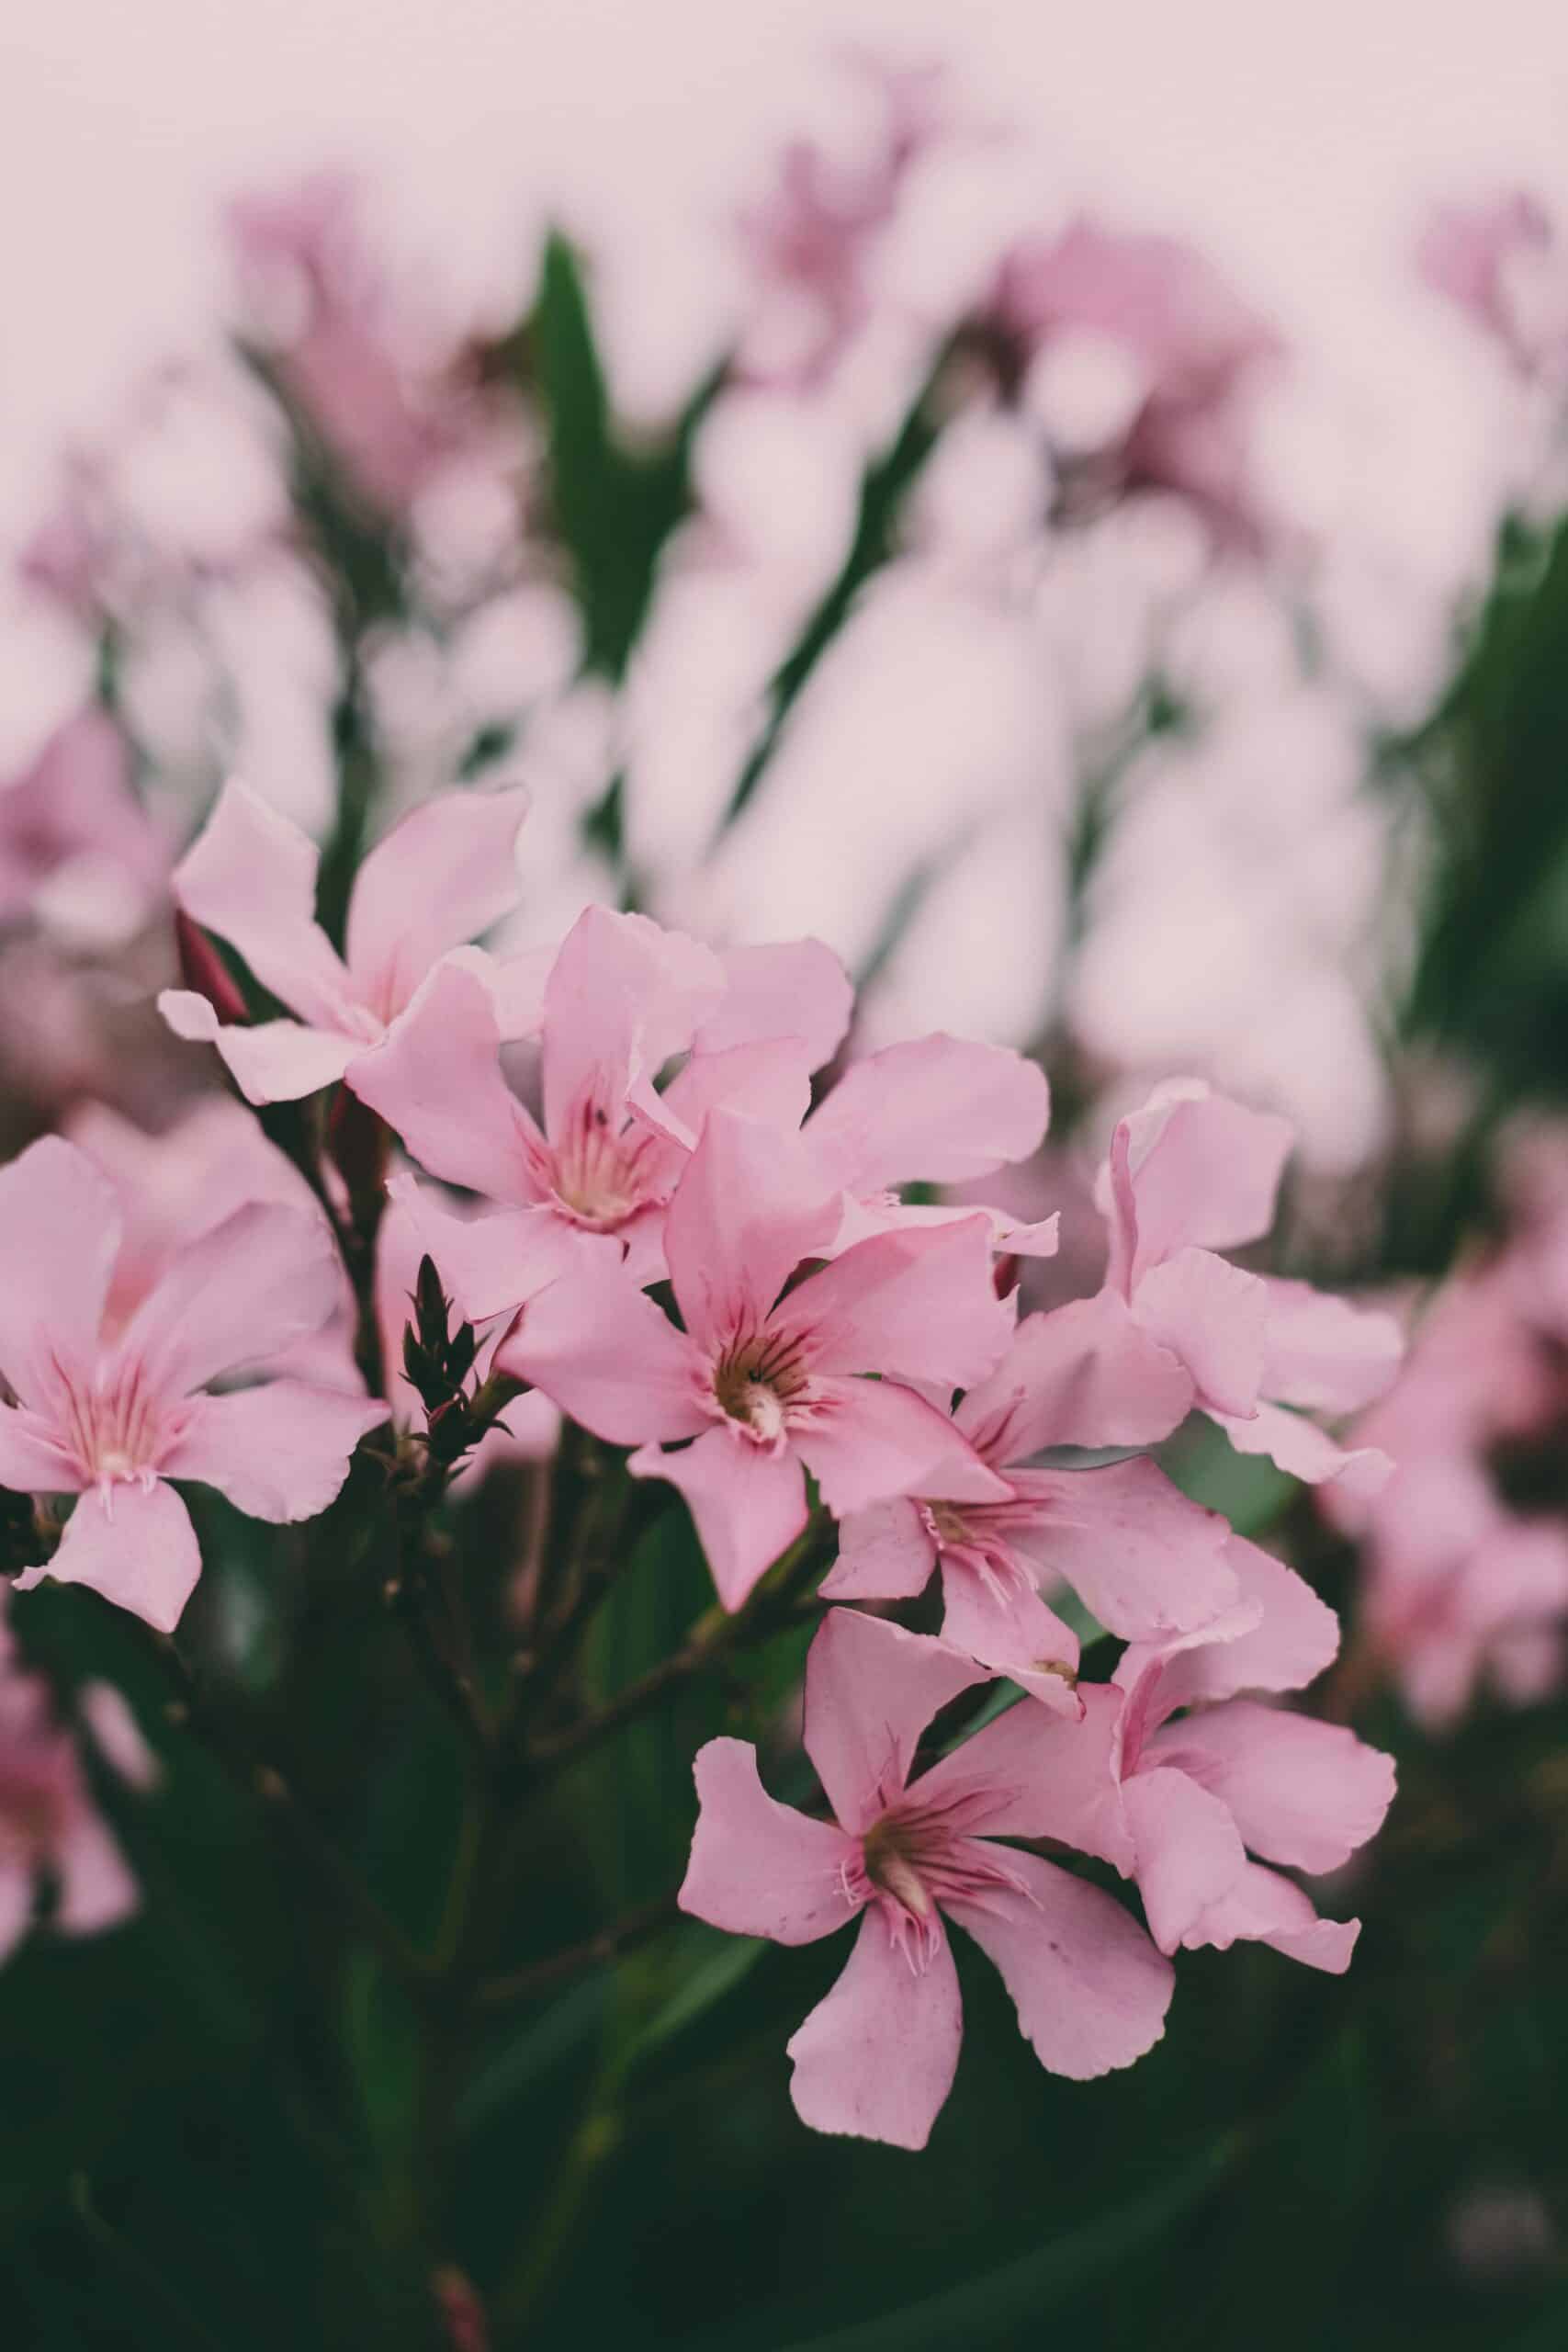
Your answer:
(681, 1607), (1173, 2148)
(1020, 1538), (1395, 1973)
(0, 1657), (140, 1968)
(354, 911), (842, 1301)
(0, 1137), (385, 1633)
(823, 1291), (1236, 1705)
(502, 1109), (1015, 1608)
(1100, 1080), (1402, 1494)
(158, 779), (533, 1106)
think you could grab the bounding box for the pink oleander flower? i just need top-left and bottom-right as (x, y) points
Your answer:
(1100, 1080), (1403, 1492)
(1024, 1538), (1395, 1971)
(0, 1137), (385, 1632)
(0, 709), (166, 945)
(66, 1096), (358, 1388)
(502, 1108), (1015, 1608)
(1416, 191), (1562, 377)
(821, 1292), (1236, 1704)
(0, 1657), (140, 1967)
(354, 910), (850, 1296)
(681, 1607), (1174, 2148)
(158, 778), (533, 1105)
(990, 219), (1284, 543)
(1331, 1264), (1568, 1728)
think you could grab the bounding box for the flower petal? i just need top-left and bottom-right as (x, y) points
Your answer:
(1132, 1248), (1269, 1419)
(1258, 1278), (1404, 1414)
(955, 1293), (1194, 1464)
(0, 1136), (121, 1396)
(946, 1849), (1173, 2078)
(1107, 1083), (1293, 1289)
(1183, 1860), (1360, 1974)
(502, 1263), (707, 1446)
(344, 785), (529, 1014)
(117, 1203), (344, 1397)
(347, 961), (542, 1202)
(694, 939), (853, 1069)
(998, 1458), (1237, 1640)
(389, 1173), (604, 1329)
(795, 1377), (1011, 1518)
(680, 1736), (859, 1943)
(54, 1810), (139, 1936)
(806, 1035), (1049, 1193)
(164, 1381), (384, 1521)
(158, 993), (361, 1105)
(1145, 1536), (1340, 1710)
(913, 1685), (1128, 1850)
(16, 1480), (202, 1633)
(935, 1568), (1083, 1715)
(770, 1216), (1013, 1391)
(663, 1108), (840, 1355)
(1208, 1399), (1393, 1498)
(172, 780), (355, 1030)
(801, 1607), (987, 1833)
(1122, 1764), (1249, 1953)
(541, 905), (723, 1140)
(1149, 1700), (1396, 1875)
(818, 1498), (937, 1600)
(630, 1427), (808, 1611)
(786, 1905), (963, 2150)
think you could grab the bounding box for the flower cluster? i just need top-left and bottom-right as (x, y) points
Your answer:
(0, 778), (1382, 2133)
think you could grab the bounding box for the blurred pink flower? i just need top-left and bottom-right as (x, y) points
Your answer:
(680, 1608), (1173, 2147)
(0, 710), (166, 944)
(504, 1108), (1013, 1608)
(1023, 1537), (1393, 1969)
(1416, 191), (1560, 376)
(0, 1655), (140, 1967)
(822, 1293), (1235, 1700)
(159, 779), (533, 1104)
(0, 1137), (383, 1631)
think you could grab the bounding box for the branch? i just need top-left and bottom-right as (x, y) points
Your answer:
(474, 1888), (680, 2010)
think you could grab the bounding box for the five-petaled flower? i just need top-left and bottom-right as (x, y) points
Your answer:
(681, 1608), (1175, 2149)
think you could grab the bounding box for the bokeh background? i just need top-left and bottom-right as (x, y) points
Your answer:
(6, 3), (1568, 2346)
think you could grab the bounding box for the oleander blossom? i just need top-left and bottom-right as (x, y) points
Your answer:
(822, 1293), (1237, 1705)
(681, 1609), (1174, 2149)
(0, 1137), (385, 1632)
(1100, 1080), (1403, 1491)
(502, 1108), (1016, 1607)
(1020, 1539), (1396, 1969)
(158, 777), (535, 1104)
(0, 1652), (141, 1968)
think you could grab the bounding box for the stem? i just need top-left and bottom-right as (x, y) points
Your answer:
(475, 1889), (680, 2011)
(388, 1466), (494, 1770)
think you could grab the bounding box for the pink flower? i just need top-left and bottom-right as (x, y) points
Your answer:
(0, 1658), (139, 1967)
(1100, 1080), (1402, 1492)
(158, 779), (533, 1105)
(0, 710), (165, 944)
(1022, 1539), (1395, 1973)
(822, 1293), (1237, 1704)
(1416, 191), (1560, 376)
(680, 1608), (1174, 2148)
(353, 912), (845, 1297)
(0, 1137), (385, 1632)
(502, 1108), (1015, 1608)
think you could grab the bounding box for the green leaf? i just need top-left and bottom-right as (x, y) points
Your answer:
(630, 1926), (767, 2062)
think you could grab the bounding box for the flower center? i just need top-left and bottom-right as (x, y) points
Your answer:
(58, 1364), (177, 1495)
(549, 1093), (660, 1231)
(710, 1334), (811, 1447)
(853, 1796), (1039, 1973)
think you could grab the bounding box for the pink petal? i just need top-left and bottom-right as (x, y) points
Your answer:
(344, 785), (529, 1015)
(786, 1905), (963, 2150)
(501, 1263), (707, 1446)
(945, 1849), (1173, 2078)
(680, 1736), (858, 1943)
(911, 1683), (1119, 1846)
(1147, 1536), (1340, 1710)
(0, 1136), (120, 1396)
(53, 1810), (139, 1936)
(1132, 1247), (1269, 1419)
(935, 1568), (1083, 1714)
(1258, 1278), (1404, 1413)
(801, 1607), (987, 1833)
(1185, 1860), (1360, 1974)
(770, 1216), (1013, 1390)
(818, 1498), (937, 1600)
(541, 906), (723, 1140)
(172, 780), (356, 1030)
(164, 1381), (384, 1521)
(389, 1173), (604, 1329)
(694, 939), (853, 1069)
(483, 942), (555, 1038)
(347, 961), (541, 1202)
(956, 1293), (1194, 1464)
(159, 992), (362, 1106)
(16, 1480), (202, 1633)
(805, 1034), (1049, 1194)
(639, 1037), (815, 1153)
(1150, 1700), (1395, 1875)
(663, 1109), (840, 1356)
(1208, 1399), (1393, 1497)
(795, 1377), (1011, 1518)
(117, 1202), (344, 1397)
(629, 1427), (808, 1611)
(1122, 1764), (1249, 1953)
(1109, 1083), (1293, 1288)
(0, 1864), (33, 1963)
(999, 1459), (1237, 1640)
